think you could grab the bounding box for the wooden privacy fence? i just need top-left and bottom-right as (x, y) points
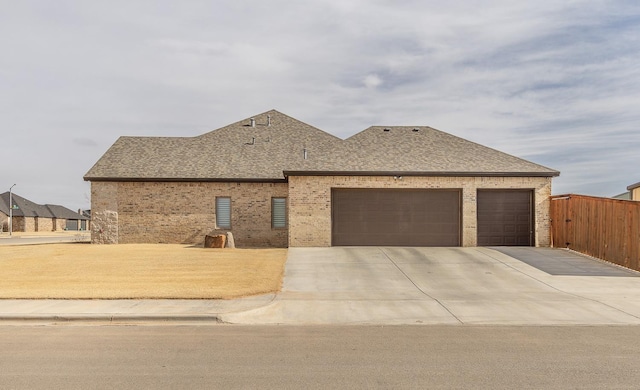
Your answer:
(550, 194), (640, 271)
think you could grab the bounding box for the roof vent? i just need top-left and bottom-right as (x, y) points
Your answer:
(383, 128), (391, 132)
(303, 148), (308, 160)
(267, 115), (271, 126)
(250, 118), (256, 127)
(412, 128), (419, 132)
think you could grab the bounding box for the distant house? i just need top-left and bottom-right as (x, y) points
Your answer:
(613, 192), (631, 200)
(614, 182), (640, 201)
(85, 110), (559, 247)
(628, 182), (640, 201)
(0, 192), (90, 232)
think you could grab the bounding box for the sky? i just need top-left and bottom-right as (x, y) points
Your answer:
(1, 0), (639, 210)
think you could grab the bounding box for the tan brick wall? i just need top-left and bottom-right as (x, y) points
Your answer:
(22, 217), (35, 232)
(91, 181), (288, 246)
(11, 216), (55, 232)
(288, 175), (552, 247)
(36, 217), (54, 232)
(632, 187), (640, 201)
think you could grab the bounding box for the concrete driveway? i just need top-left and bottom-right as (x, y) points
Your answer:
(223, 247), (640, 325)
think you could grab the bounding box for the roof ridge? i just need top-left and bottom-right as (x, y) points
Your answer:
(195, 109), (343, 141)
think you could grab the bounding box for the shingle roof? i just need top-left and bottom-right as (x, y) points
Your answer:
(0, 192), (53, 218)
(289, 126), (559, 176)
(45, 204), (89, 220)
(84, 110), (342, 181)
(84, 110), (559, 181)
(0, 192), (88, 220)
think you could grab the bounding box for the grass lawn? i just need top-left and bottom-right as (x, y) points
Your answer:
(0, 244), (287, 299)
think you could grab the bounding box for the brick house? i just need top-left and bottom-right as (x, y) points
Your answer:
(0, 192), (90, 233)
(84, 110), (559, 247)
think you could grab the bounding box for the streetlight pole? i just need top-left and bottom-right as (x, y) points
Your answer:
(9, 184), (15, 236)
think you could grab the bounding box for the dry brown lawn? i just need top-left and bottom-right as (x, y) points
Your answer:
(0, 244), (287, 299)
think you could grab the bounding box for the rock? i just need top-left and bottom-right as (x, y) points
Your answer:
(91, 210), (119, 244)
(204, 234), (226, 248)
(226, 232), (235, 248)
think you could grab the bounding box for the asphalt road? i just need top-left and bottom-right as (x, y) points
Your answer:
(2, 325), (640, 389)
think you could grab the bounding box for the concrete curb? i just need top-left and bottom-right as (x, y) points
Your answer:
(0, 296), (277, 324)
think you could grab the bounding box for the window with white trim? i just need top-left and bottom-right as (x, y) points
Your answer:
(272, 197), (287, 229)
(216, 197), (231, 229)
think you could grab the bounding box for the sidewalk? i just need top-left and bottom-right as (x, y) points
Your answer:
(0, 295), (275, 324)
(0, 231), (90, 245)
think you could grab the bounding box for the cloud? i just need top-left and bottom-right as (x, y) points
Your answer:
(0, 0), (639, 207)
(363, 74), (383, 89)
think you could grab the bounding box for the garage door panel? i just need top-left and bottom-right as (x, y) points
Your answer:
(332, 189), (461, 246)
(504, 224), (516, 233)
(477, 190), (533, 246)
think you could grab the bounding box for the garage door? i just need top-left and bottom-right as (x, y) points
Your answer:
(477, 190), (533, 246)
(331, 189), (461, 246)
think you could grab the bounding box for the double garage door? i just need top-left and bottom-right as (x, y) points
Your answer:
(331, 189), (533, 247)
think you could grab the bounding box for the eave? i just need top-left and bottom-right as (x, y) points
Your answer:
(83, 176), (288, 183)
(282, 170), (560, 178)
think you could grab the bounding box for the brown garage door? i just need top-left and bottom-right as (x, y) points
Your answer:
(477, 190), (533, 246)
(331, 189), (461, 246)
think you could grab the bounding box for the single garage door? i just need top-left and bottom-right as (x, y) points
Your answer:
(332, 189), (461, 246)
(477, 190), (533, 246)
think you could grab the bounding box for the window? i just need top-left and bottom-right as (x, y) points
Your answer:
(272, 197), (287, 228)
(216, 197), (231, 229)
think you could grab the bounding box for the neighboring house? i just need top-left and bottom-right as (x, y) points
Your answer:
(0, 200), (8, 232)
(0, 192), (90, 232)
(84, 110), (559, 247)
(627, 181), (640, 201)
(613, 192), (631, 200)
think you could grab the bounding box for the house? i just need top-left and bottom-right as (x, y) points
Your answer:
(613, 192), (631, 200)
(0, 192), (90, 232)
(84, 110), (559, 247)
(627, 182), (640, 201)
(615, 182), (640, 201)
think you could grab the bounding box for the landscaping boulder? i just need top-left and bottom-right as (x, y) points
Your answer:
(204, 234), (226, 248)
(226, 232), (235, 248)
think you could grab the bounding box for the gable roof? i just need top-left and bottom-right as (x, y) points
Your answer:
(628, 181), (640, 191)
(84, 110), (343, 181)
(0, 192), (53, 218)
(45, 204), (89, 220)
(0, 192), (88, 220)
(84, 110), (559, 181)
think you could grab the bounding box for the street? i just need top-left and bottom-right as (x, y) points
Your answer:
(1, 325), (640, 389)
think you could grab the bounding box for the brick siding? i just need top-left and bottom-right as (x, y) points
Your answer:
(288, 175), (552, 247)
(91, 181), (288, 246)
(91, 176), (552, 248)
